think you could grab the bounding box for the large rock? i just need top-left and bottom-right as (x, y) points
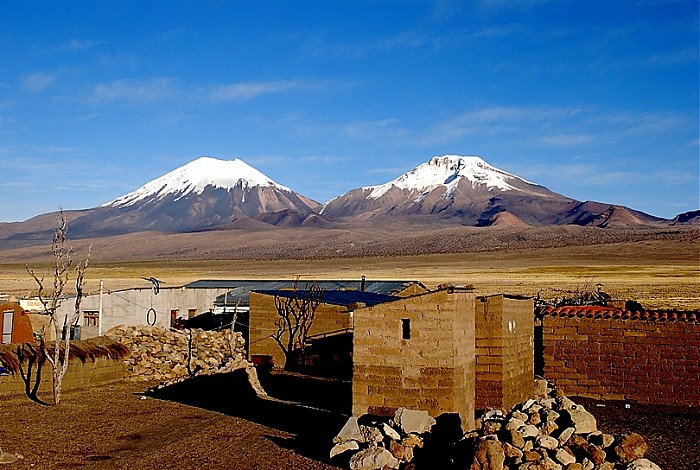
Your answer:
(349, 447), (400, 470)
(625, 458), (661, 470)
(330, 440), (360, 459)
(0, 448), (21, 464)
(613, 433), (648, 463)
(470, 439), (505, 470)
(334, 417), (363, 444)
(560, 406), (597, 434)
(393, 408), (435, 435)
(568, 435), (606, 465)
(554, 448), (576, 466)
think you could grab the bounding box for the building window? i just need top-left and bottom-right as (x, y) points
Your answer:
(2, 310), (13, 344)
(401, 318), (411, 340)
(188, 308), (197, 319)
(83, 311), (99, 327)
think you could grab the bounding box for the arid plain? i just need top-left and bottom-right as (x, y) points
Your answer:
(0, 226), (697, 310)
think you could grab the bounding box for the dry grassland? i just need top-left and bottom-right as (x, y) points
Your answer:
(2, 238), (697, 310)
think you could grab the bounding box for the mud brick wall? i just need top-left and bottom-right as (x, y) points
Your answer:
(0, 356), (125, 398)
(542, 316), (700, 407)
(475, 295), (534, 412)
(352, 290), (476, 429)
(248, 292), (352, 368)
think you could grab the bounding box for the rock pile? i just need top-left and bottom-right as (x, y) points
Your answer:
(331, 408), (436, 470)
(331, 380), (660, 470)
(106, 325), (249, 384)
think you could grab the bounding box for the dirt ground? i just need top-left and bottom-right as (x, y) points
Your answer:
(0, 372), (346, 470)
(0, 371), (697, 469)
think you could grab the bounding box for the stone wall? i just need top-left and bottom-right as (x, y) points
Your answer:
(352, 290), (476, 429)
(107, 325), (249, 383)
(248, 292), (352, 368)
(541, 315), (700, 407)
(475, 295), (534, 412)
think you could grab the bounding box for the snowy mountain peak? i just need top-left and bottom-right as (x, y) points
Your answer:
(104, 156), (290, 207)
(366, 154), (530, 199)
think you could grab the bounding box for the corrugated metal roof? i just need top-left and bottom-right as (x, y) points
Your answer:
(182, 279), (424, 306)
(253, 289), (399, 308)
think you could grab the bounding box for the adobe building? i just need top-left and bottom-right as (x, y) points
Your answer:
(352, 289), (477, 429)
(52, 278), (426, 341)
(0, 302), (35, 344)
(248, 289), (400, 369)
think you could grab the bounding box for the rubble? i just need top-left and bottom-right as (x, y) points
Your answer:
(106, 324), (250, 386)
(331, 380), (661, 470)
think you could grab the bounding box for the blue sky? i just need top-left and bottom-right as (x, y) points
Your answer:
(0, 0), (697, 222)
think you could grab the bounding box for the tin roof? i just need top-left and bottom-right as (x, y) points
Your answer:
(183, 279), (425, 306)
(253, 289), (399, 308)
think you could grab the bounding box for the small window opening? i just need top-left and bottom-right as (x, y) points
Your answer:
(83, 311), (99, 327)
(401, 318), (411, 340)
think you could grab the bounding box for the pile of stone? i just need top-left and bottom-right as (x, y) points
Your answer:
(331, 408), (436, 470)
(106, 325), (249, 384)
(331, 380), (660, 470)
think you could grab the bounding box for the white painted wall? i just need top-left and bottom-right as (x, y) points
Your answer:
(54, 287), (231, 338)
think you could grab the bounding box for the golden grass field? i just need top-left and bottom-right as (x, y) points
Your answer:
(1, 236), (697, 310)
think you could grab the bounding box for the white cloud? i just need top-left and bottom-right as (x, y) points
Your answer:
(208, 80), (307, 102)
(304, 30), (439, 61)
(22, 72), (56, 92)
(340, 119), (409, 140)
(57, 39), (99, 52)
(535, 134), (593, 147)
(89, 78), (178, 104)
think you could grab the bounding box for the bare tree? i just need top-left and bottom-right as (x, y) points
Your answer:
(271, 278), (325, 370)
(26, 210), (90, 405)
(16, 342), (47, 405)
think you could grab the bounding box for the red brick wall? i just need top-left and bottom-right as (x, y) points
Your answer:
(541, 316), (700, 407)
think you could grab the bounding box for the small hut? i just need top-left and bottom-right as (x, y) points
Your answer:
(0, 302), (35, 344)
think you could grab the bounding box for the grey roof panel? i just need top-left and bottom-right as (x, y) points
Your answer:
(182, 279), (425, 306)
(253, 289), (399, 307)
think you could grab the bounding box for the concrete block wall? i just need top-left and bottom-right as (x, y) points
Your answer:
(0, 355), (125, 398)
(475, 295), (534, 412)
(352, 290), (476, 429)
(542, 316), (700, 407)
(248, 292), (352, 368)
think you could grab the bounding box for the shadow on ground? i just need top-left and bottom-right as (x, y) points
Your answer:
(146, 369), (351, 465)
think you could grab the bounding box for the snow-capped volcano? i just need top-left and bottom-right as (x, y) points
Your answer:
(59, 156), (321, 235)
(321, 155), (558, 223)
(320, 154), (664, 227)
(366, 155), (529, 199)
(104, 157), (291, 207)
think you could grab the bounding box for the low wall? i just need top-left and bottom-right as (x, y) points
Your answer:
(107, 324), (249, 382)
(540, 308), (700, 407)
(0, 347), (126, 398)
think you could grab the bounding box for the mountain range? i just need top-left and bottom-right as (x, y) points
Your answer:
(0, 155), (696, 247)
